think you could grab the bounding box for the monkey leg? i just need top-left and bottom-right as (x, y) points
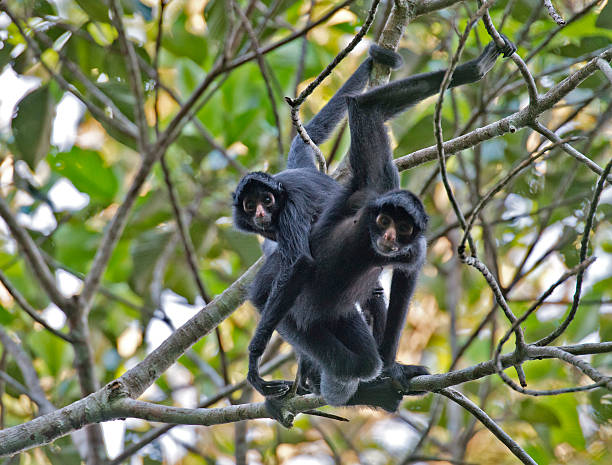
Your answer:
(297, 354), (321, 394)
(319, 372), (360, 406)
(346, 376), (405, 412)
(279, 312), (382, 384)
(360, 286), (387, 348)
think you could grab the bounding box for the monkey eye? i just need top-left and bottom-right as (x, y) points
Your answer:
(376, 214), (392, 229)
(262, 193), (275, 207)
(397, 221), (413, 236)
(243, 198), (256, 212)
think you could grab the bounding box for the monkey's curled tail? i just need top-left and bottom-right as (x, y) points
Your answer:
(369, 44), (403, 70)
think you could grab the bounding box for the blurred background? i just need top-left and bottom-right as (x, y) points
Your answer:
(0, 0), (611, 464)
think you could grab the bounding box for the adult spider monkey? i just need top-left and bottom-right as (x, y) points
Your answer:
(233, 45), (402, 392)
(246, 36), (516, 412)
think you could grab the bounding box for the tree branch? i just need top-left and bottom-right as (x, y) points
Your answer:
(438, 388), (537, 465)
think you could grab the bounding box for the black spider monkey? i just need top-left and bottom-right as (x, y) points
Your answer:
(246, 36), (517, 412)
(233, 45), (403, 391)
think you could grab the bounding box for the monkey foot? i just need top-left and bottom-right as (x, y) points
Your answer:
(497, 33), (517, 58)
(383, 363), (429, 395)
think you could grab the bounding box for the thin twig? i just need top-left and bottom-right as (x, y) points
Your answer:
(7, 7), (137, 136)
(286, 0), (382, 171)
(531, 122), (612, 183)
(493, 258), (596, 395)
(232, 0), (284, 158)
(460, 137), (579, 248)
(109, 0), (149, 150)
(438, 388), (537, 465)
(543, 0), (566, 25)
(481, 9), (538, 109)
(433, 1), (526, 351)
(0, 197), (71, 312)
(0, 270), (73, 342)
(0, 328), (55, 414)
(536, 157), (612, 346)
(596, 57), (612, 84)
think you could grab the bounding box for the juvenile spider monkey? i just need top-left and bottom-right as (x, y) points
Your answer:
(246, 36), (516, 413)
(234, 45), (402, 391)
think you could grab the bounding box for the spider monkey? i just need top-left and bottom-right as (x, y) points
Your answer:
(246, 36), (516, 413)
(233, 45), (403, 391)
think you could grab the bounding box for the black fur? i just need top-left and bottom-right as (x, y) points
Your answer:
(246, 36), (516, 414)
(234, 45), (403, 396)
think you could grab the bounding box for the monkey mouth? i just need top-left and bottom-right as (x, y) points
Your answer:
(375, 238), (402, 255)
(254, 218), (272, 229)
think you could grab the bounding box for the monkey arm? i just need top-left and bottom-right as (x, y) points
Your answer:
(247, 255), (315, 397)
(378, 268), (418, 366)
(287, 45), (402, 169)
(450, 34), (516, 87)
(354, 35), (516, 122)
(378, 268), (429, 392)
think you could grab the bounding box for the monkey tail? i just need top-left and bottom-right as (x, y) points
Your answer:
(369, 44), (403, 70)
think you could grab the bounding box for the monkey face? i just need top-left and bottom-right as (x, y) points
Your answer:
(241, 186), (278, 233)
(232, 171), (285, 240)
(367, 190), (427, 262)
(373, 210), (415, 255)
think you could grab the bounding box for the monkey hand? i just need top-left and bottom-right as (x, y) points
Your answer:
(472, 34), (517, 80)
(247, 368), (292, 398)
(382, 362), (429, 395)
(247, 351), (292, 397)
(247, 372), (291, 397)
(496, 33), (517, 58)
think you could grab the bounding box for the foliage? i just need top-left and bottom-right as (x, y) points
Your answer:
(0, 0), (610, 464)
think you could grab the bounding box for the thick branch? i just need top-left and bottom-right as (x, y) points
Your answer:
(1, 339), (609, 456)
(396, 48), (612, 171)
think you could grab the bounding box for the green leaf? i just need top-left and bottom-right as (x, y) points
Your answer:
(163, 14), (208, 64)
(48, 222), (100, 273)
(0, 257), (50, 309)
(48, 147), (118, 204)
(540, 395), (586, 449)
(95, 81), (136, 122)
(204, 0), (229, 41)
(0, 43), (13, 70)
(596, 2), (612, 29)
(11, 85), (55, 170)
(557, 36), (612, 57)
(589, 390), (612, 424)
(74, 0), (110, 22)
(519, 399), (562, 426)
(32, 0), (56, 16)
(27, 330), (72, 377)
(129, 230), (173, 296)
(122, 0), (153, 21)
(0, 305), (15, 325)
